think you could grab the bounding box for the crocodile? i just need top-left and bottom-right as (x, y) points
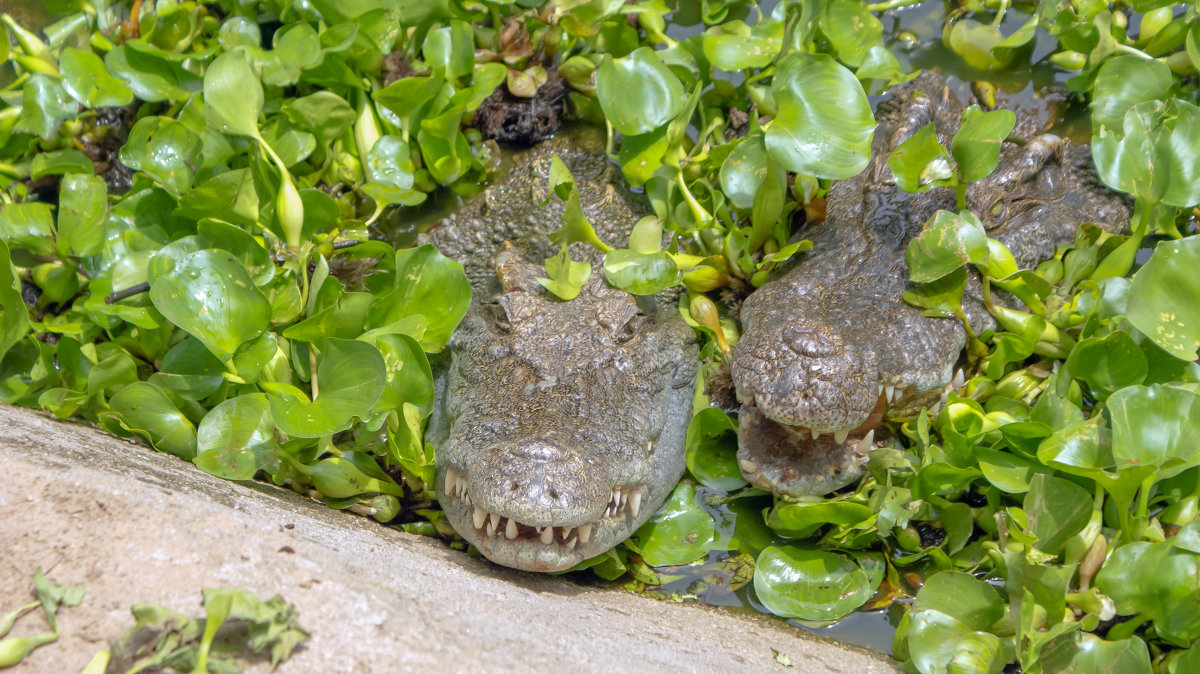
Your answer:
(730, 73), (1129, 498)
(426, 129), (699, 572)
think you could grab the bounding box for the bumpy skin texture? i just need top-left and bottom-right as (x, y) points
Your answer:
(730, 73), (1129, 498)
(426, 130), (699, 572)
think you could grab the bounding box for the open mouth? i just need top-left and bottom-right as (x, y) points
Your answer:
(441, 465), (646, 551)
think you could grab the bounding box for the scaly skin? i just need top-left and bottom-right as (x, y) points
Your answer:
(730, 73), (1129, 497)
(426, 130), (699, 572)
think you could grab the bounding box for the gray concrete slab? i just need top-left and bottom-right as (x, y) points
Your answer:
(0, 403), (896, 673)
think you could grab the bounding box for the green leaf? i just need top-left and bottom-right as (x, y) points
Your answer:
(118, 117), (203, 197)
(31, 150), (93, 179)
(602, 249), (678, 295)
(943, 18), (1016, 71)
(423, 20), (474, 80)
(631, 483), (715, 566)
(1128, 237), (1200, 361)
(56, 174), (107, 258)
(203, 51), (263, 139)
(1023, 474), (1092, 555)
(952, 105), (1016, 183)
(0, 242), (30, 364)
(753, 546), (872, 621)
(0, 202), (55, 256)
(905, 210), (988, 283)
(108, 382), (197, 458)
(685, 407), (746, 491)
(366, 135), (416, 190)
(370, 245), (471, 352)
(194, 393), (276, 480)
(1096, 541), (1200, 646)
(105, 44), (198, 103)
(596, 47), (685, 135)
(15, 74), (79, 140)
(536, 245), (591, 301)
(177, 169), (260, 227)
(258, 22), (323, 87)
(1038, 633), (1152, 674)
(1108, 384), (1200, 479)
(282, 92), (355, 147)
(59, 47), (134, 108)
(1065, 331), (1148, 398)
(888, 123), (953, 193)
(1090, 55), (1174, 132)
(765, 52), (875, 180)
(371, 334), (434, 419)
(269, 339), (385, 438)
(1093, 98), (1200, 207)
(720, 133), (771, 210)
(149, 250), (272, 362)
(819, 0), (883, 67)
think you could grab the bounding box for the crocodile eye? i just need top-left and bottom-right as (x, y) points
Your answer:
(989, 199), (1006, 220)
(487, 302), (512, 332)
(615, 314), (648, 344)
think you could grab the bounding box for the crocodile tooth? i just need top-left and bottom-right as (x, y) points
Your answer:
(629, 489), (642, 518)
(473, 506), (486, 529)
(834, 428), (849, 444)
(566, 537), (578, 551)
(486, 516), (497, 537)
(811, 430), (821, 441)
(562, 526), (574, 541)
(505, 517), (518, 540)
(952, 368), (966, 389)
(445, 467), (458, 492)
(541, 526), (555, 545)
(858, 429), (875, 455)
(612, 487), (622, 509)
(885, 385), (895, 403)
(578, 523), (593, 544)
(739, 458), (759, 473)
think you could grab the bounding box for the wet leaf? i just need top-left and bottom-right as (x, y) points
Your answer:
(105, 44), (198, 103)
(15, 74), (79, 140)
(1065, 331), (1147, 398)
(118, 117), (203, 197)
(371, 334), (434, 419)
(149, 250), (271, 362)
(753, 546), (872, 621)
(1096, 541), (1200, 646)
(632, 483), (715, 566)
(1038, 633), (1152, 674)
(685, 407), (745, 491)
(765, 52), (875, 180)
(59, 47), (134, 108)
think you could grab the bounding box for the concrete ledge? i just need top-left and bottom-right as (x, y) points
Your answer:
(0, 403), (896, 673)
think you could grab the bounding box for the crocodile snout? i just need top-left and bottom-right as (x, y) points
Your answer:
(783, 322), (844, 358)
(469, 440), (610, 524)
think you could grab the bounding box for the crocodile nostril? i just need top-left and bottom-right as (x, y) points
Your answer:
(783, 322), (842, 358)
(549, 488), (559, 500)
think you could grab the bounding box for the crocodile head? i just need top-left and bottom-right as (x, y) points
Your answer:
(426, 131), (698, 571)
(730, 73), (1129, 498)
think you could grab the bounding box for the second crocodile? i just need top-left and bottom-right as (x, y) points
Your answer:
(730, 73), (1129, 498)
